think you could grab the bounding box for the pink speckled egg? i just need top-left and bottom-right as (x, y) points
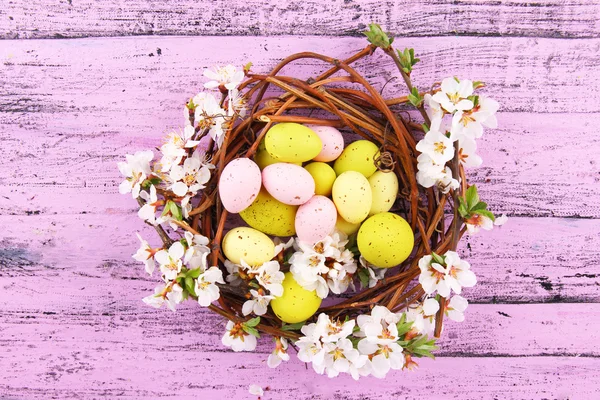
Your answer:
(262, 163), (315, 205)
(219, 158), (262, 213)
(305, 124), (344, 162)
(295, 195), (337, 244)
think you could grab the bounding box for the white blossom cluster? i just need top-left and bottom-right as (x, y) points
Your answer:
(294, 306), (429, 380)
(416, 77), (498, 195)
(289, 232), (380, 299)
(119, 65), (247, 311)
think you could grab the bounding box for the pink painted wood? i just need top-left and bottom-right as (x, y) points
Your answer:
(1, 4), (600, 398)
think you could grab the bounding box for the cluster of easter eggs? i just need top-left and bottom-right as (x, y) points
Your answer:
(218, 122), (415, 272)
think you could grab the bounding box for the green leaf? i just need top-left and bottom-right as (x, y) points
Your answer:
(242, 325), (260, 338)
(465, 185), (480, 211)
(187, 267), (202, 279)
(244, 317), (261, 328)
(397, 48), (420, 75)
(472, 208), (496, 222)
(408, 87), (423, 107)
(169, 201), (183, 221)
(364, 23), (394, 49)
(431, 252), (445, 266)
(457, 197), (470, 219)
(473, 81), (485, 90)
(357, 268), (370, 289)
(422, 123), (430, 133)
(471, 201), (488, 212)
(161, 200), (174, 217)
(281, 321), (305, 331)
(184, 276), (196, 296)
(244, 62), (253, 73)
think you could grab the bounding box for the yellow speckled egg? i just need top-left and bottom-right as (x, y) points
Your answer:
(368, 170), (399, 216)
(332, 171), (372, 224)
(254, 139), (301, 170)
(265, 123), (322, 163)
(240, 189), (298, 237)
(335, 213), (361, 236)
(222, 227), (275, 267)
(270, 272), (322, 323)
(357, 212), (414, 268)
(304, 162), (336, 197)
(333, 140), (380, 178)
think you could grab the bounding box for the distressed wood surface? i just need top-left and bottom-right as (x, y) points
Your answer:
(1, 7), (600, 398)
(2, 0), (600, 39)
(1, 214), (598, 303)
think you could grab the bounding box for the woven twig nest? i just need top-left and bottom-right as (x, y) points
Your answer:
(121, 24), (501, 379)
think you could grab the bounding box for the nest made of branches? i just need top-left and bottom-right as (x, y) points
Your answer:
(183, 44), (467, 341)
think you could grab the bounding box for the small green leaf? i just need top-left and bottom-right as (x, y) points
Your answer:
(281, 321), (305, 331)
(408, 87), (423, 107)
(471, 201), (488, 211)
(244, 317), (261, 328)
(397, 48), (420, 75)
(184, 276), (196, 296)
(242, 325), (260, 338)
(472, 209), (496, 222)
(431, 252), (445, 266)
(357, 268), (370, 288)
(364, 23), (394, 49)
(457, 197), (470, 219)
(244, 62), (253, 73)
(473, 81), (485, 90)
(187, 267), (202, 279)
(465, 185), (480, 211)
(422, 123), (430, 133)
(169, 201), (183, 221)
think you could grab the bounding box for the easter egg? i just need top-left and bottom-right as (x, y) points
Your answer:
(333, 140), (380, 178)
(270, 272), (322, 323)
(265, 123), (322, 163)
(219, 158), (261, 213)
(254, 138), (301, 170)
(222, 227), (275, 267)
(335, 213), (361, 236)
(304, 124), (344, 162)
(262, 163), (315, 205)
(295, 195), (337, 244)
(240, 189), (298, 237)
(332, 171), (372, 224)
(304, 162), (336, 197)
(357, 212), (414, 268)
(368, 170), (399, 216)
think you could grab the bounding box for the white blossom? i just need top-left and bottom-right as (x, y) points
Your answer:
(142, 283), (183, 312)
(183, 231), (211, 270)
(154, 241), (185, 281)
(419, 252), (476, 298)
(273, 237), (294, 257)
(222, 321), (257, 352)
(404, 298), (439, 335)
(457, 137), (483, 168)
(248, 384), (264, 397)
(267, 337), (290, 368)
(494, 214), (509, 226)
(443, 251), (477, 294)
(452, 95), (499, 139)
(465, 213), (494, 234)
(359, 256), (387, 289)
(192, 92), (227, 148)
(321, 338), (368, 379)
(169, 154), (211, 197)
(117, 150), (154, 198)
(204, 65), (244, 90)
(432, 77), (474, 113)
(416, 130), (454, 164)
(224, 260), (242, 286)
(317, 313), (355, 343)
(132, 233), (157, 275)
(424, 93), (444, 131)
(227, 88), (247, 117)
(195, 266), (225, 306)
(357, 339), (404, 379)
(158, 127), (200, 172)
(138, 185), (160, 225)
(446, 295), (468, 322)
(242, 289), (274, 316)
(254, 261), (285, 297)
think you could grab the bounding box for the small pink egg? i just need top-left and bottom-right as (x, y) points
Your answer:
(295, 195), (337, 244)
(219, 158), (261, 213)
(305, 125), (344, 162)
(262, 163), (315, 205)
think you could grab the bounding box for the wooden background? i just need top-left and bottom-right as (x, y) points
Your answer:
(1, 1), (600, 399)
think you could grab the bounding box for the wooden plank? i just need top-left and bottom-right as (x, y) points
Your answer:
(1, 36), (599, 217)
(1, 214), (599, 302)
(2, 0), (600, 39)
(2, 111), (599, 218)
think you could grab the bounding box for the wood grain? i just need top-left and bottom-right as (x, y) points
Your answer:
(2, 0), (600, 39)
(1, 36), (599, 218)
(1, 214), (598, 303)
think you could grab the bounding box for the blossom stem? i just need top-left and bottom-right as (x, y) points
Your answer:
(383, 47), (431, 127)
(136, 197), (173, 247)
